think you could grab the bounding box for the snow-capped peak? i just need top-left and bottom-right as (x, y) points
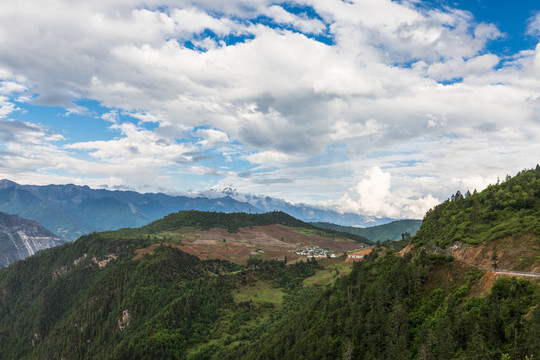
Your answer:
(198, 185), (241, 199)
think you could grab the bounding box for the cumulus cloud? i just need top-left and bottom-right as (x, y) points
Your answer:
(319, 166), (440, 218)
(0, 0), (539, 218)
(196, 128), (230, 147)
(0, 96), (17, 119)
(245, 150), (294, 164)
(65, 122), (195, 168)
(101, 111), (119, 123)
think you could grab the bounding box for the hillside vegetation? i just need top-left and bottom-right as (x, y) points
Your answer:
(0, 228), (326, 359)
(414, 166), (540, 249)
(2, 230), (540, 359)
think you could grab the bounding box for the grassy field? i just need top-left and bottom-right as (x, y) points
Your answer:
(302, 259), (352, 286)
(233, 281), (284, 305)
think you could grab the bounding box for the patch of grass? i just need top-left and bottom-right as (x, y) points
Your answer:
(281, 225), (369, 243)
(233, 281), (284, 305)
(303, 261), (352, 286)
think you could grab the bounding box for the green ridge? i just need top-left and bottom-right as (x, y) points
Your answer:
(112, 210), (369, 244)
(414, 166), (540, 248)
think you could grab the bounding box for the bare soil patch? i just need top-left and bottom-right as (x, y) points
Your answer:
(469, 270), (498, 297)
(424, 260), (478, 294)
(399, 242), (413, 257)
(452, 235), (540, 272)
(133, 225), (363, 264)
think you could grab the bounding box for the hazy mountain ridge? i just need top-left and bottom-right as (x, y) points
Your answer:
(0, 180), (260, 241)
(312, 219), (422, 242)
(204, 186), (391, 226)
(0, 180), (391, 241)
(0, 211), (64, 268)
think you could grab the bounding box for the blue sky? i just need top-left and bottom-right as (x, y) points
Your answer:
(1, 0), (540, 219)
(422, 0), (537, 54)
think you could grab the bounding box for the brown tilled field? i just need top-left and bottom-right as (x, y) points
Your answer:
(133, 224), (365, 264)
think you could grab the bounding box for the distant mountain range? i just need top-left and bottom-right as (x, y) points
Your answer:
(0, 211), (64, 268)
(0, 180), (392, 241)
(202, 186), (392, 225)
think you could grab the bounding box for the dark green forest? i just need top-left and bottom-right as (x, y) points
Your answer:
(222, 253), (540, 360)
(2, 234), (540, 359)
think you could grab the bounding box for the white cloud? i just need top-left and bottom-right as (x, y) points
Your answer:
(245, 150), (294, 164)
(189, 165), (232, 177)
(171, 7), (246, 36)
(527, 11), (540, 37)
(426, 54), (500, 80)
(0, 96), (17, 119)
(0, 0), (539, 218)
(320, 166), (442, 218)
(0, 81), (27, 95)
(196, 128), (230, 147)
(265, 5), (326, 34)
(65, 122), (195, 168)
(474, 22), (502, 41)
(101, 111), (119, 123)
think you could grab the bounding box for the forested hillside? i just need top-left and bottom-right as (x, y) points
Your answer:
(414, 166), (540, 248)
(221, 254), (540, 360)
(2, 233), (540, 359)
(1, 178), (540, 360)
(0, 224), (329, 359)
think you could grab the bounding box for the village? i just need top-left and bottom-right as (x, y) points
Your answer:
(293, 245), (337, 258)
(293, 245), (375, 262)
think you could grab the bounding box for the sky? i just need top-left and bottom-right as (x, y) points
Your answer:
(1, 0), (540, 220)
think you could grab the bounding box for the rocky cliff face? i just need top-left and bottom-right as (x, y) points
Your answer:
(0, 212), (64, 268)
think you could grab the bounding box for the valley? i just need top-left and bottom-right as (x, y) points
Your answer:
(0, 167), (539, 359)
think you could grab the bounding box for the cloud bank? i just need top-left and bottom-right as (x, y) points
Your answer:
(0, 0), (539, 218)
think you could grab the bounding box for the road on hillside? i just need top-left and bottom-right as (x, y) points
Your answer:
(483, 268), (540, 278)
(452, 255), (540, 278)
